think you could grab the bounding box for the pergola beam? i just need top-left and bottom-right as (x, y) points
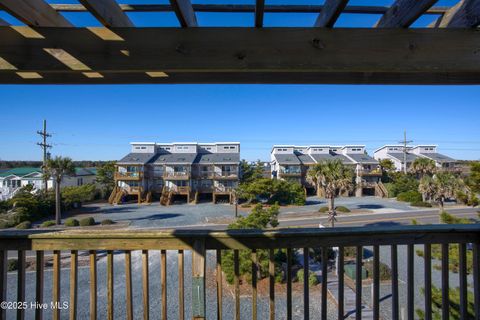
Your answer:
(0, 0), (72, 27)
(0, 27), (479, 85)
(255, 0), (265, 28)
(314, 0), (349, 28)
(169, 0), (198, 27)
(79, 0), (134, 28)
(375, 0), (438, 28)
(434, 0), (480, 28)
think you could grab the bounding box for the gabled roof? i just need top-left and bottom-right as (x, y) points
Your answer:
(419, 153), (456, 163)
(273, 154), (301, 165)
(387, 153), (419, 163)
(309, 153), (355, 164)
(118, 153), (157, 165)
(154, 153), (197, 165)
(346, 153), (378, 165)
(195, 153), (240, 164)
(296, 154), (316, 165)
(0, 167), (42, 178)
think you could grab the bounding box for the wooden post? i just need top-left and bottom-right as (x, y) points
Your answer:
(192, 239), (206, 320)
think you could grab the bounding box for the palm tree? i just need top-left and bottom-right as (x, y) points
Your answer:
(44, 156), (75, 225)
(410, 158), (436, 179)
(418, 175), (436, 202)
(308, 159), (353, 227)
(420, 172), (463, 214)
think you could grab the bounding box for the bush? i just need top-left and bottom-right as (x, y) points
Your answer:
(7, 259), (18, 272)
(384, 174), (419, 197)
(336, 206), (350, 213)
(101, 219), (115, 225)
(40, 220), (56, 227)
(318, 206), (328, 213)
(237, 178), (306, 206)
(410, 201), (432, 207)
(0, 220), (13, 229)
(364, 260), (392, 281)
(297, 269), (319, 287)
(64, 218), (79, 227)
(79, 217), (96, 226)
(15, 221), (31, 229)
(397, 190), (422, 203)
(62, 184), (97, 210)
(440, 211), (471, 224)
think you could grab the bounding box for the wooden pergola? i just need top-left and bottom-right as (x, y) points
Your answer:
(0, 0), (479, 85)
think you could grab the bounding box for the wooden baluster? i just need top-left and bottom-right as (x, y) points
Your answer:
(0, 250), (7, 320)
(252, 249), (257, 320)
(407, 244), (414, 320)
(17, 250), (26, 320)
(303, 247), (309, 320)
(458, 243), (467, 320)
(269, 249), (275, 320)
(321, 247), (328, 320)
(192, 240), (206, 320)
(161, 250), (167, 320)
(473, 243), (480, 319)
(234, 250), (240, 320)
(89, 251), (97, 320)
(338, 247), (344, 320)
(179, 250), (185, 320)
(441, 244), (449, 320)
(391, 245), (399, 320)
(125, 251), (133, 320)
(424, 244), (432, 320)
(373, 245), (380, 320)
(216, 250), (222, 320)
(107, 251), (114, 320)
(142, 250), (149, 320)
(287, 248), (292, 320)
(35, 251), (44, 320)
(355, 246), (362, 320)
(70, 250), (78, 320)
(52, 250), (60, 320)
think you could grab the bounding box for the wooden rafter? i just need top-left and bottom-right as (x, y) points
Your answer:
(169, 0), (197, 27)
(376, 0), (438, 28)
(79, 0), (134, 28)
(255, 0), (265, 28)
(314, 0), (349, 28)
(0, 28), (479, 85)
(434, 0), (480, 28)
(0, 0), (72, 27)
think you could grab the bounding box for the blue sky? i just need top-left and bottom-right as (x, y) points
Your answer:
(1, 0), (478, 162)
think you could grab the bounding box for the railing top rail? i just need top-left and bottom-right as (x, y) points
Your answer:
(1, 225), (479, 251)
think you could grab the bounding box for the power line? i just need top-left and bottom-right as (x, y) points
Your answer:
(37, 120), (52, 191)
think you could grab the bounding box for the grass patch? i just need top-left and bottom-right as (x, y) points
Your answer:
(336, 206), (351, 213)
(101, 219), (115, 225)
(410, 201), (432, 207)
(15, 221), (31, 229)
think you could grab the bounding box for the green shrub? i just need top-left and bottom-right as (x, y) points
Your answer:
(440, 211), (471, 224)
(15, 221), (31, 229)
(411, 219), (419, 225)
(0, 220), (13, 229)
(318, 206), (328, 213)
(335, 206), (350, 213)
(456, 191), (469, 204)
(385, 174), (419, 197)
(237, 178), (306, 206)
(410, 201), (432, 207)
(40, 220), (56, 227)
(64, 218), (79, 227)
(101, 219), (115, 225)
(61, 184), (97, 210)
(297, 269), (319, 287)
(79, 217), (96, 226)
(7, 259), (18, 272)
(397, 190), (422, 203)
(364, 260), (392, 281)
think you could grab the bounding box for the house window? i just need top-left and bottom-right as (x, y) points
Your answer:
(77, 178), (83, 186)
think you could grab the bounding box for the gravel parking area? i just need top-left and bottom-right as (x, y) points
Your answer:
(66, 196), (419, 229)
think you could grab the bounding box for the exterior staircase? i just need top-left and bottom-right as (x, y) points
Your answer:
(375, 182), (388, 198)
(108, 187), (118, 204)
(143, 191), (152, 204)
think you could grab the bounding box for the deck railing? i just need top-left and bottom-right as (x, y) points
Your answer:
(0, 225), (479, 320)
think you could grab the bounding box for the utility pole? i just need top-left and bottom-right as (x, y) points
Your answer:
(398, 130), (413, 174)
(37, 120), (52, 191)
